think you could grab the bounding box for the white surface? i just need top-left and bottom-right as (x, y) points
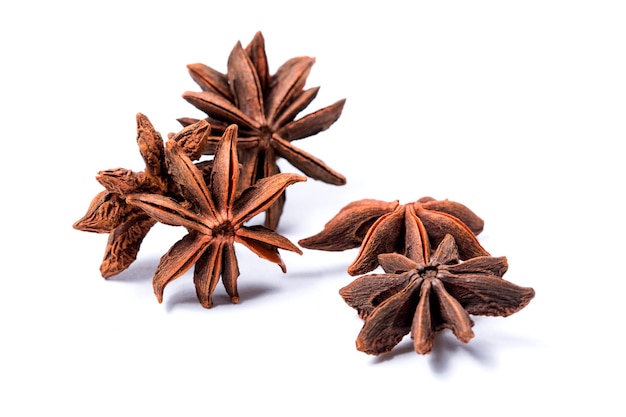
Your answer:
(1, 1), (624, 415)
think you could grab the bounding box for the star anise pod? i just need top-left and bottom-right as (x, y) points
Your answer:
(126, 125), (306, 308)
(179, 31), (346, 230)
(73, 113), (211, 277)
(299, 196), (489, 276)
(339, 234), (535, 355)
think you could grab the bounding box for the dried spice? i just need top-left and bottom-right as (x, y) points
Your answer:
(127, 125), (306, 308)
(73, 113), (211, 277)
(339, 234), (535, 355)
(299, 196), (489, 275)
(71, 31), (535, 363)
(180, 31), (346, 229)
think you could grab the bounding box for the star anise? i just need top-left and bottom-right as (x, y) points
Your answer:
(126, 124), (306, 308)
(339, 234), (535, 355)
(73, 113), (211, 277)
(179, 31), (346, 230)
(299, 196), (489, 276)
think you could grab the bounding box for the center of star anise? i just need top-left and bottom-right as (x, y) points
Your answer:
(417, 265), (439, 280)
(212, 222), (236, 238)
(259, 125), (273, 148)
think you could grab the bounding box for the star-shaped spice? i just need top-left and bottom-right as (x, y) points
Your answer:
(339, 234), (535, 355)
(299, 196), (489, 276)
(126, 124), (306, 308)
(179, 31), (346, 230)
(73, 113), (211, 277)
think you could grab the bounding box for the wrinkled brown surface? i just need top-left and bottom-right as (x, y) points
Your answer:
(299, 199), (399, 251)
(73, 114), (211, 277)
(127, 125), (305, 308)
(339, 234), (535, 355)
(299, 197), (489, 275)
(180, 31), (346, 230)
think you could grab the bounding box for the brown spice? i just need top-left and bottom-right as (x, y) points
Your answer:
(339, 234), (535, 355)
(73, 114), (211, 277)
(180, 31), (346, 230)
(68, 31), (537, 363)
(299, 196), (489, 275)
(127, 125), (306, 308)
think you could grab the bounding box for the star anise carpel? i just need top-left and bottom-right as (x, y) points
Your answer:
(73, 113), (211, 278)
(299, 196), (489, 276)
(71, 31), (536, 363)
(179, 31), (346, 230)
(126, 124), (306, 308)
(339, 234), (535, 355)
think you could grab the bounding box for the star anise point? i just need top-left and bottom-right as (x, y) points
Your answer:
(301, 197), (489, 275)
(127, 123), (304, 308)
(181, 32), (346, 229)
(340, 234), (534, 355)
(73, 115), (214, 278)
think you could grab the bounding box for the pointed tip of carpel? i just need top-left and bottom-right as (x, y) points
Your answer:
(99, 265), (117, 280)
(136, 112), (150, 126)
(290, 174), (307, 185)
(456, 329), (475, 344)
(346, 265), (361, 277)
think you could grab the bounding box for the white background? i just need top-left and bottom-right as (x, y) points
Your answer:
(1, 1), (624, 415)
